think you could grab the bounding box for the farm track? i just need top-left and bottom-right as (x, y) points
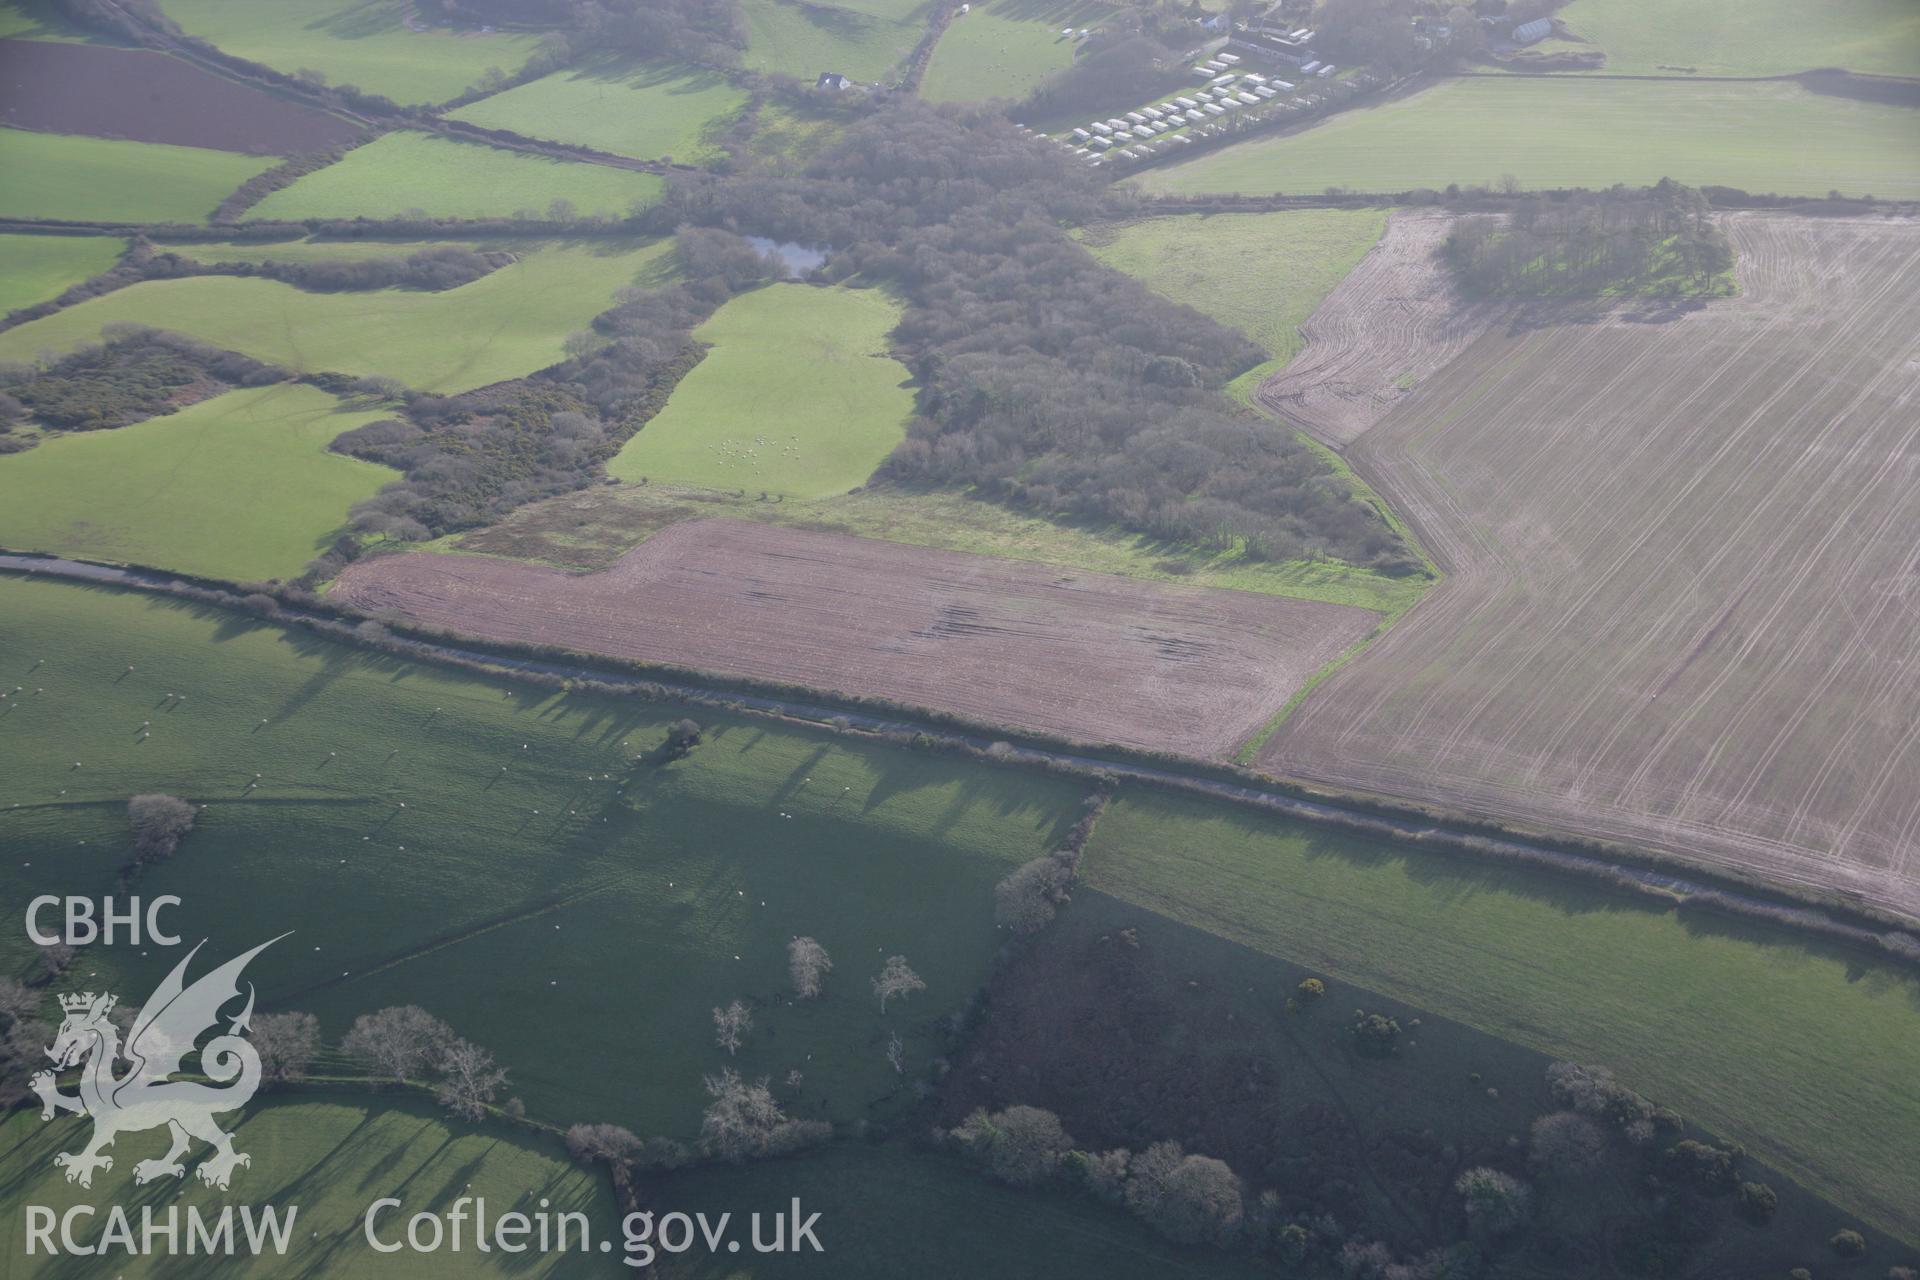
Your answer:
(330, 520), (1380, 760)
(1263, 214), (1920, 920)
(8, 549), (1905, 947)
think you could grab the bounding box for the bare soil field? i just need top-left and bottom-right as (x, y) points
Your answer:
(1255, 211), (1507, 446)
(1262, 214), (1920, 920)
(335, 520), (1380, 758)
(0, 39), (359, 154)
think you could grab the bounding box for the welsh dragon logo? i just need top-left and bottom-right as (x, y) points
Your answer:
(32, 936), (282, 1191)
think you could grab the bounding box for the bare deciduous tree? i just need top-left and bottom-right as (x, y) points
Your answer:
(699, 1067), (830, 1163)
(953, 1105), (1073, 1188)
(713, 999), (751, 1056)
(251, 1011), (320, 1084)
(566, 1122), (643, 1166)
(993, 854), (1073, 935)
(435, 1038), (509, 1121)
(342, 1005), (452, 1083)
(872, 955), (925, 1012)
(787, 937), (831, 999)
(128, 794), (195, 863)
(1529, 1110), (1607, 1176)
(885, 1033), (904, 1075)
(1123, 1141), (1244, 1247)
(700, 1067), (785, 1162)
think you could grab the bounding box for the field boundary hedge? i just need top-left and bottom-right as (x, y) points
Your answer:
(6, 548), (1919, 953)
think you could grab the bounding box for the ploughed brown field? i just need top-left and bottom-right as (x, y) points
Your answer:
(0, 39), (360, 154)
(335, 520), (1380, 758)
(1262, 214), (1920, 920)
(1256, 211), (1505, 446)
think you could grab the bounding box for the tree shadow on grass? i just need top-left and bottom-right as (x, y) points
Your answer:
(1193, 798), (1920, 1014)
(1672, 904), (1920, 1013)
(309, 0), (411, 41)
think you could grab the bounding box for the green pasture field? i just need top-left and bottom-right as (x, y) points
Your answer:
(739, 0), (919, 83)
(0, 574), (1083, 1138)
(449, 61), (749, 165)
(446, 480), (1427, 615)
(0, 1093), (622, 1276)
(1080, 791), (1920, 1246)
(1078, 208), (1389, 398)
(155, 0), (540, 105)
(0, 128), (275, 223)
(0, 239), (674, 395)
(1138, 77), (1920, 199)
(738, 101), (849, 171)
(0, 383), (396, 580)
(1550, 0), (1920, 76)
(920, 0), (1110, 104)
(248, 132), (663, 222)
(662, 1143), (1273, 1279)
(608, 284), (914, 498)
(0, 232), (124, 316)
(0, 0), (89, 41)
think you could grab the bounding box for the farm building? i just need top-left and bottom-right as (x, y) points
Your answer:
(815, 72), (852, 91)
(1512, 17), (1553, 44)
(1230, 28), (1315, 64)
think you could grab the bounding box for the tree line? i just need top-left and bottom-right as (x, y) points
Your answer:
(314, 226), (778, 572)
(663, 100), (1415, 571)
(1445, 180), (1736, 297)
